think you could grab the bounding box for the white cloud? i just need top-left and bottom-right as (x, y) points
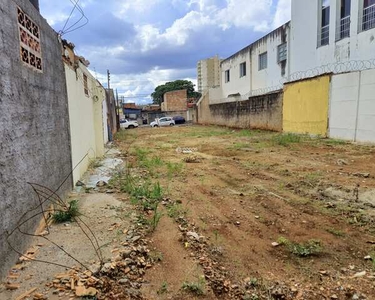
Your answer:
(217, 0), (273, 31)
(119, 0), (162, 15)
(273, 0), (291, 28)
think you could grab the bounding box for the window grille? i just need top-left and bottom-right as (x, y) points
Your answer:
(362, 2), (375, 31)
(336, 16), (350, 40)
(277, 43), (287, 62)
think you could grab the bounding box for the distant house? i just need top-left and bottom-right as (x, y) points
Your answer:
(123, 103), (142, 123)
(141, 105), (164, 124)
(161, 89), (189, 119)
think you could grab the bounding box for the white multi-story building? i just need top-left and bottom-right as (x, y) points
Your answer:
(290, 0), (375, 74)
(197, 55), (221, 93)
(205, 22), (290, 103)
(199, 0), (375, 104)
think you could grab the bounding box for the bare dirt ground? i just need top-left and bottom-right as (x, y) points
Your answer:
(115, 125), (375, 300)
(1, 125), (375, 300)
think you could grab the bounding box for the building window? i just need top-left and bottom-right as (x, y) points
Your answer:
(225, 70), (230, 83)
(318, 0), (330, 47)
(259, 52), (267, 70)
(362, 0), (375, 31)
(336, 0), (351, 40)
(239, 62), (246, 77)
(83, 74), (89, 96)
(277, 43), (287, 63)
(17, 7), (42, 72)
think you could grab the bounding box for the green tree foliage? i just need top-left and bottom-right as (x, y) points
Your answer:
(151, 80), (201, 105)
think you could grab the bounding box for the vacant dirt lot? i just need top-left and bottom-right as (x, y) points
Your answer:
(2, 125), (375, 300)
(115, 125), (375, 300)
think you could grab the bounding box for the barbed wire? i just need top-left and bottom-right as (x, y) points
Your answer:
(209, 58), (375, 103)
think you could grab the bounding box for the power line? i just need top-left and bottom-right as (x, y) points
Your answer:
(59, 0), (89, 36)
(60, 0), (79, 34)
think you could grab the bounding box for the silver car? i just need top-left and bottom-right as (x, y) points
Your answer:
(150, 117), (175, 127)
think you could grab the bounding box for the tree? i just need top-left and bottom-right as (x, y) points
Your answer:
(151, 80), (201, 105)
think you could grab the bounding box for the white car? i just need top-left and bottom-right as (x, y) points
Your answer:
(150, 117), (175, 127)
(120, 119), (139, 129)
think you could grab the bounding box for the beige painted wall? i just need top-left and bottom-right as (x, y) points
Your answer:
(65, 62), (106, 185)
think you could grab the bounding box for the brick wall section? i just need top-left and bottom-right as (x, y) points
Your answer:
(162, 89), (188, 111)
(197, 90), (282, 131)
(0, 0), (72, 278)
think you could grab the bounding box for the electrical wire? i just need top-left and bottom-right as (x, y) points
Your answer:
(60, 0), (80, 34)
(59, 0), (89, 36)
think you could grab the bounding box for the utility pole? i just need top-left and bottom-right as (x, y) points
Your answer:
(106, 69), (113, 141)
(115, 89), (120, 130)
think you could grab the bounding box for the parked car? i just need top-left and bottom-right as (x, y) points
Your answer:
(173, 116), (186, 124)
(150, 117), (175, 127)
(120, 119), (139, 129)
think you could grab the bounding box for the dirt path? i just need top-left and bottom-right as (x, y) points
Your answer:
(115, 125), (375, 300)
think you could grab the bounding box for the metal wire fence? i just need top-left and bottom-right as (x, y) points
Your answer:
(209, 58), (375, 103)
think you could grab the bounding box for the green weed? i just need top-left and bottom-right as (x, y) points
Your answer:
(277, 237), (322, 257)
(52, 200), (80, 223)
(167, 203), (188, 218)
(148, 203), (163, 232)
(237, 129), (254, 137)
(326, 228), (345, 237)
(167, 162), (184, 179)
(157, 281), (169, 295)
(272, 133), (302, 146)
(324, 139), (347, 145)
(182, 276), (206, 296)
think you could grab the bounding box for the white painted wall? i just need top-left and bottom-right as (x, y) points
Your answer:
(102, 97), (109, 144)
(65, 62), (106, 184)
(329, 69), (375, 142)
(290, 0), (375, 75)
(215, 23), (290, 103)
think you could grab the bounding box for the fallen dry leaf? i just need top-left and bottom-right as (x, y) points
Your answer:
(15, 287), (38, 300)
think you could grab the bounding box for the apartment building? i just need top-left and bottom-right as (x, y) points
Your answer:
(290, 0), (375, 73)
(209, 22), (290, 103)
(197, 55), (221, 93)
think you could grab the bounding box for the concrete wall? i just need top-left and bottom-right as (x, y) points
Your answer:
(65, 62), (106, 185)
(330, 69), (375, 142)
(290, 0), (375, 75)
(283, 75), (330, 136)
(0, 0), (72, 277)
(197, 90), (282, 131)
(162, 89), (188, 112)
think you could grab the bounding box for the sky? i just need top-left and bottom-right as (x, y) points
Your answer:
(39, 0), (291, 104)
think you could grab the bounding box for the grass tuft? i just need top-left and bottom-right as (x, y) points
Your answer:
(272, 133), (302, 146)
(277, 237), (322, 257)
(53, 200), (80, 223)
(182, 276), (206, 296)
